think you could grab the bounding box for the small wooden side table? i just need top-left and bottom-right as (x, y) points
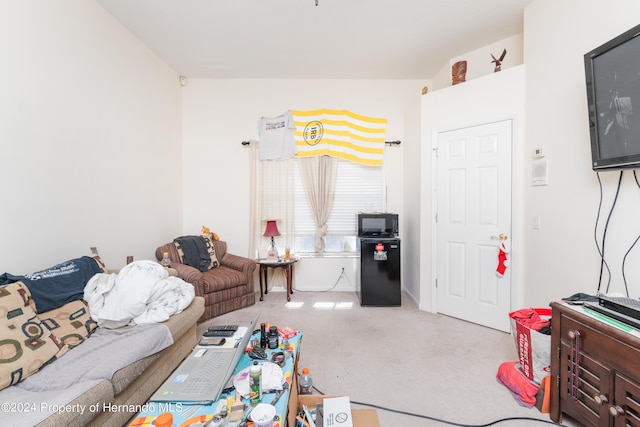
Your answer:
(257, 259), (297, 302)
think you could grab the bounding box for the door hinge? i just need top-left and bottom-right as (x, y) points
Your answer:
(435, 278), (438, 288)
(433, 147), (438, 158)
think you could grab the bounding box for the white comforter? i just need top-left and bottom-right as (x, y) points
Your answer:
(84, 260), (195, 329)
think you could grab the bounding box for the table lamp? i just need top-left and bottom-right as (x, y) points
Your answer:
(263, 220), (281, 260)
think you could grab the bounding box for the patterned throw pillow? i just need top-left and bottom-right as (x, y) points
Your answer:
(201, 235), (220, 269)
(0, 282), (67, 391)
(173, 241), (185, 264)
(37, 299), (97, 350)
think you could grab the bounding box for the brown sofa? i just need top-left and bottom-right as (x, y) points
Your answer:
(156, 238), (256, 322)
(0, 257), (205, 427)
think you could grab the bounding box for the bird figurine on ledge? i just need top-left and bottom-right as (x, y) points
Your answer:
(491, 49), (507, 72)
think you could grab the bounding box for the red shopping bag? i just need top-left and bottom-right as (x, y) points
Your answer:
(509, 308), (552, 385)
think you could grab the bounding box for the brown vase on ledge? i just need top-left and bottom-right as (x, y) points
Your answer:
(452, 60), (467, 85)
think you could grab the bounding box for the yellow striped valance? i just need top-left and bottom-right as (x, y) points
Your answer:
(292, 109), (388, 166)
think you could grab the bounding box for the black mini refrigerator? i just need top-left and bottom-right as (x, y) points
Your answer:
(357, 238), (401, 306)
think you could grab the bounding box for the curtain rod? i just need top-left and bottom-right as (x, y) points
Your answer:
(241, 140), (401, 145)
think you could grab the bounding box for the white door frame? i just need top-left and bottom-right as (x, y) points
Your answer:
(430, 115), (522, 324)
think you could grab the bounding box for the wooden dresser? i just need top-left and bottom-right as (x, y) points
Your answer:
(550, 301), (640, 426)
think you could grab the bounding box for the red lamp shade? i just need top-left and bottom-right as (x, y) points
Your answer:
(263, 220), (281, 237)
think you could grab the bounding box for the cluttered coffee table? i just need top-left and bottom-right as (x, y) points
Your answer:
(127, 324), (302, 427)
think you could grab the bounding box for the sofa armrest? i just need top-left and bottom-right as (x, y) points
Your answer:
(220, 253), (257, 276)
(170, 262), (205, 297)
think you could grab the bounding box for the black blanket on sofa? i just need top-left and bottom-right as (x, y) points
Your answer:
(174, 235), (211, 272)
(0, 256), (103, 313)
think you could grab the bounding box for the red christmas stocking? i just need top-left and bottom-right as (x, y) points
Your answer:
(496, 241), (509, 277)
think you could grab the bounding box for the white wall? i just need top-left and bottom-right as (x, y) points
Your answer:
(523, 0), (640, 305)
(431, 34), (524, 91)
(0, 1), (183, 272)
(181, 79), (424, 291)
(402, 84), (427, 304)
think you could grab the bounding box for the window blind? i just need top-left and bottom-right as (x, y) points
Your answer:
(294, 159), (384, 237)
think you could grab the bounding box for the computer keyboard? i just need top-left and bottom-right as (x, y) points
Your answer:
(183, 351), (232, 394)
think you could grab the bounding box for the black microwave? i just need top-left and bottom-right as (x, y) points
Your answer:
(357, 213), (398, 237)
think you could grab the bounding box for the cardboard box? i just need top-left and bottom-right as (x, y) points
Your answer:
(289, 394), (380, 427)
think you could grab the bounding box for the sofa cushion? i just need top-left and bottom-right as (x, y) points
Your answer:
(0, 282), (67, 391)
(212, 239), (228, 259)
(202, 266), (247, 293)
(97, 297), (203, 397)
(110, 350), (162, 395)
(34, 380), (113, 427)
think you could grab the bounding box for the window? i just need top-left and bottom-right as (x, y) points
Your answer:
(250, 146), (385, 258)
(293, 159), (384, 254)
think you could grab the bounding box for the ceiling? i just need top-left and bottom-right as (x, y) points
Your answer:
(97, 0), (532, 80)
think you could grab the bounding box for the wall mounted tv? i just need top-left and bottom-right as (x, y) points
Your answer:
(585, 24), (640, 171)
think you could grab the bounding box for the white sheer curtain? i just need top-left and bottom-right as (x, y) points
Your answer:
(299, 156), (338, 253)
(249, 141), (295, 261)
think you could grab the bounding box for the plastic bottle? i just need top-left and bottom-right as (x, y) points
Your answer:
(160, 252), (171, 268)
(250, 361), (262, 405)
(267, 326), (279, 349)
(299, 367), (313, 395)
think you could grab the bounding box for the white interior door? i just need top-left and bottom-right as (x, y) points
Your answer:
(435, 119), (512, 332)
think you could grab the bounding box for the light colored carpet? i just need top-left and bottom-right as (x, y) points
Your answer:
(198, 290), (576, 427)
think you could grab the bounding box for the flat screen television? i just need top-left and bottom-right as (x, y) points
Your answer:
(585, 24), (640, 171)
